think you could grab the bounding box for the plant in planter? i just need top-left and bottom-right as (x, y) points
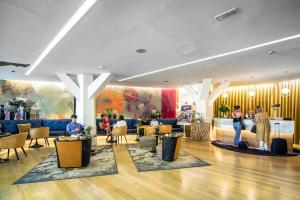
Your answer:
(218, 104), (230, 118)
(23, 100), (35, 120)
(84, 125), (93, 135)
(104, 108), (114, 119)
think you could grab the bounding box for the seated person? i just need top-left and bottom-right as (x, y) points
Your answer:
(141, 116), (149, 125)
(150, 117), (159, 127)
(66, 114), (84, 136)
(112, 115), (127, 142)
(114, 115), (127, 128)
(100, 115), (112, 142)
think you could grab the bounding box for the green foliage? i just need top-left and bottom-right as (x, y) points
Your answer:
(84, 125), (93, 135)
(218, 104), (230, 113)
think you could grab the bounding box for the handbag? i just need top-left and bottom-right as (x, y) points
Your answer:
(233, 112), (246, 130)
(251, 124), (256, 133)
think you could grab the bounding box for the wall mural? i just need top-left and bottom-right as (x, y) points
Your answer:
(0, 80), (74, 119)
(96, 85), (162, 119)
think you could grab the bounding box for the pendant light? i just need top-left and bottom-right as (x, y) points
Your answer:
(281, 71), (289, 95)
(248, 76), (255, 97)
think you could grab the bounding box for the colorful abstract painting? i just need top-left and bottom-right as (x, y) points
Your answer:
(96, 85), (162, 119)
(0, 80), (74, 119)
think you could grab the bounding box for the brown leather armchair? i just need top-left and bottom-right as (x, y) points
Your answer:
(159, 125), (172, 135)
(54, 138), (91, 168)
(0, 132), (28, 160)
(29, 127), (50, 148)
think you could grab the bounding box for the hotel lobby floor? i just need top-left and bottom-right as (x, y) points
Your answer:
(0, 136), (300, 200)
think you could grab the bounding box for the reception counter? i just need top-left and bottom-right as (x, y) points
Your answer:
(212, 118), (294, 151)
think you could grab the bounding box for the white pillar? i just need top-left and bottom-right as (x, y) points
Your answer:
(183, 79), (212, 122)
(57, 73), (112, 137)
(183, 80), (231, 123)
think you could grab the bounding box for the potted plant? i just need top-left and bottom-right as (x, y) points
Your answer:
(23, 100), (35, 120)
(218, 104), (230, 118)
(84, 125), (93, 136)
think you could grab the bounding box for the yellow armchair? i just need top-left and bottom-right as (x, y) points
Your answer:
(112, 126), (128, 144)
(29, 127), (50, 148)
(0, 132), (28, 160)
(144, 126), (156, 136)
(159, 125), (172, 135)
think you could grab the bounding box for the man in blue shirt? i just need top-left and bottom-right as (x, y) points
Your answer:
(66, 114), (84, 136)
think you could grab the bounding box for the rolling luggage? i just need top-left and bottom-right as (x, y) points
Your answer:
(271, 123), (287, 154)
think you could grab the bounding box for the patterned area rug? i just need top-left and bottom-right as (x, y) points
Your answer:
(127, 144), (210, 172)
(14, 145), (117, 185)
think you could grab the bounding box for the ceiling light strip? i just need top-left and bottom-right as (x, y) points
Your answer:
(25, 0), (98, 75)
(118, 34), (300, 82)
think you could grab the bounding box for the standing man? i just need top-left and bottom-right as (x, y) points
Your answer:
(66, 114), (84, 136)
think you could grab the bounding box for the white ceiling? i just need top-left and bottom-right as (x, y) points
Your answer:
(1, 0), (300, 87)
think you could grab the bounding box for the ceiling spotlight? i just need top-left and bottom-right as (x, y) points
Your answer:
(97, 65), (105, 69)
(163, 80), (169, 83)
(136, 49), (147, 53)
(268, 51), (275, 55)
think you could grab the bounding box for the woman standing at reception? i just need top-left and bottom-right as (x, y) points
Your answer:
(232, 105), (243, 146)
(255, 107), (271, 150)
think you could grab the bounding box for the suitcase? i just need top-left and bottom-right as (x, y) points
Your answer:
(271, 123), (287, 154)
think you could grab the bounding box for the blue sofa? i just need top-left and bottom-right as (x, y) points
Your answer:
(42, 119), (71, 136)
(0, 118), (183, 136)
(96, 118), (183, 134)
(0, 120), (43, 134)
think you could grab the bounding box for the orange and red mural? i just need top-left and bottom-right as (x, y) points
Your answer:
(96, 86), (177, 119)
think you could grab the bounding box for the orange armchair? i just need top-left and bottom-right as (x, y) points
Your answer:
(0, 132), (28, 160)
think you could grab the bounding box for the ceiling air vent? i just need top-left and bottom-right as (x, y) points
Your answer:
(215, 8), (239, 21)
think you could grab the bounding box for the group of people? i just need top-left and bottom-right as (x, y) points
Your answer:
(65, 114), (161, 143)
(66, 114), (127, 143)
(232, 105), (271, 150)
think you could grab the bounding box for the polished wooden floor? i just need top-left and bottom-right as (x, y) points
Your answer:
(1, 135), (300, 200)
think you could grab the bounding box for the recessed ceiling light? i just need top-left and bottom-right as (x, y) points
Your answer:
(97, 65), (105, 69)
(25, 0), (99, 75)
(11, 70), (15, 73)
(268, 51), (275, 55)
(136, 49), (147, 53)
(119, 33), (300, 82)
(163, 80), (169, 83)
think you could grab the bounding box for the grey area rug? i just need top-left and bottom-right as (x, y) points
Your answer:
(127, 144), (210, 172)
(14, 145), (117, 184)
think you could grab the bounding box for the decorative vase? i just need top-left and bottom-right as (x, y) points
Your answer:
(0, 105), (5, 120)
(221, 112), (226, 118)
(25, 111), (31, 120)
(10, 112), (14, 120)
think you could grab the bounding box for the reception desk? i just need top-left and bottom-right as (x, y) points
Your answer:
(212, 118), (294, 151)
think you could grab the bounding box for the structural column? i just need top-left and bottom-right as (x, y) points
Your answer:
(57, 73), (112, 137)
(183, 79), (230, 122)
